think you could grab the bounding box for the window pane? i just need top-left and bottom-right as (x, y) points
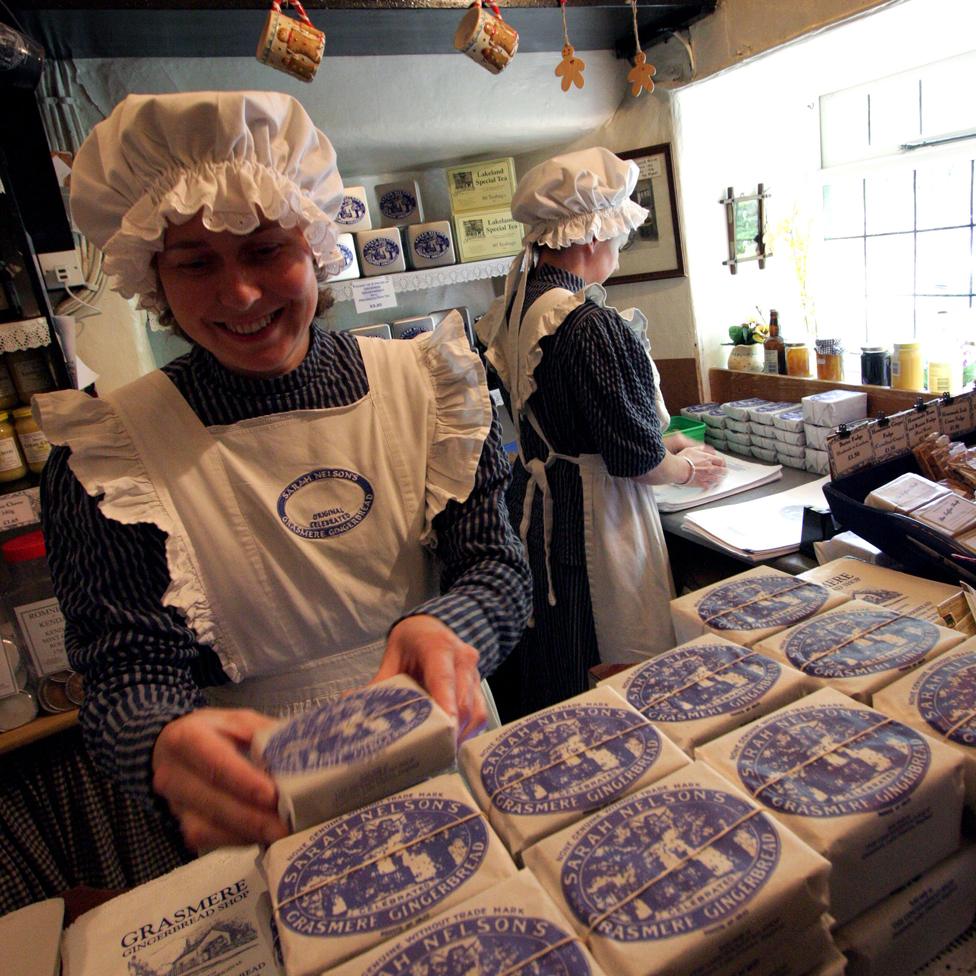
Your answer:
(865, 233), (915, 296)
(865, 169), (915, 234)
(865, 293), (914, 346)
(920, 52), (976, 139)
(819, 238), (865, 342)
(916, 158), (973, 231)
(916, 227), (972, 295)
(820, 89), (870, 168)
(822, 179), (864, 238)
(915, 299), (975, 349)
(868, 74), (921, 152)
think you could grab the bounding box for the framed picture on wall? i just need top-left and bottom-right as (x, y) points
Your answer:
(608, 143), (684, 285)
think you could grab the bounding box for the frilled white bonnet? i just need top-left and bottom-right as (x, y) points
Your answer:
(511, 146), (649, 248)
(70, 90), (346, 314)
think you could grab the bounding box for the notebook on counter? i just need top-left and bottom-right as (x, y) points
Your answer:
(652, 452), (783, 513)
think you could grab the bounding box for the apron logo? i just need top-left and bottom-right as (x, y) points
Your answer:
(277, 468), (374, 540)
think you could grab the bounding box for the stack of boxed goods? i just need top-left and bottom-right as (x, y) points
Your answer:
(445, 157), (523, 263)
(746, 400), (799, 463)
(719, 397), (770, 456)
(681, 402), (727, 451)
(801, 390), (868, 475)
(770, 405), (808, 468)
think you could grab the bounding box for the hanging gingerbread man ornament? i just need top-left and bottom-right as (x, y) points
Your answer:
(555, 0), (585, 91)
(626, 0), (655, 96)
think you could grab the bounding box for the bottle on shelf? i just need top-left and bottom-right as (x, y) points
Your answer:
(763, 309), (786, 375)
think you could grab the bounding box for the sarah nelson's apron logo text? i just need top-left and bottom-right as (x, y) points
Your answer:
(277, 468), (375, 540)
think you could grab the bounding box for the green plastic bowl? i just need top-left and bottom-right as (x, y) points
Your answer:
(664, 416), (707, 442)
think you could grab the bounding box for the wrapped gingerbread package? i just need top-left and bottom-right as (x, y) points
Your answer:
(263, 772), (517, 976)
(323, 869), (607, 976)
(61, 846), (282, 976)
(872, 637), (976, 812)
(252, 673), (456, 830)
(697, 687), (965, 924)
(670, 566), (847, 647)
(522, 760), (831, 976)
(600, 635), (815, 756)
(459, 686), (689, 860)
(834, 844), (976, 976)
(753, 599), (965, 703)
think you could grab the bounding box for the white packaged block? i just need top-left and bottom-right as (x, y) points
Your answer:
(747, 401), (798, 425)
(330, 232), (361, 281)
(798, 556), (968, 628)
(670, 566), (848, 647)
(912, 492), (976, 536)
(753, 599), (965, 704)
(682, 403), (721, 421)
(752, 445), (778, 463)
(864, 472), (950, 513)
(725, 417), (750, 434)
(1, 897), (63, 976)
(776, 441), (806, 459)
(252, 674), (455, 831)
(61, 847), (281, 976)
(749, 432), (777, 450)
(771, 426), (807, 446)
(872, 638), (976, 811)
(801, 390), (868, 427)
(772, 406), (806, 433)
(599, 635), (816, 757)
(803, 423), (836, 452)
(778, 451), (808, 469)
(406, 221), (457, 269)
(835, 844), (976, 976)
(458, 686), (689, 860)
(700, 405), (729, 428)
(323, 869), (608, 976)
(335, 185), (372, 232)
(725, 430), (751, 448)
(522, 760), (830, 976)
(805, 448), (829, 474)
(376, 179), (424, 227)
(722, 397), (771, 421)
(265, 773), (517, 976)
(697, 687), (966, 924)
(804, 947), (848, 976)
(356, 227), (406, 275)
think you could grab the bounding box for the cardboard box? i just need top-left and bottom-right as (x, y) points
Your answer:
(356, 227), (406, 276)
(445, 156), (517, 215)
(375, 179), (424, 227)
(335, 185), (372, 232)
(453, 208), (524, 262)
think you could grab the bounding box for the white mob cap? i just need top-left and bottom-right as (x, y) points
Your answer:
(511, 146), (649, 248)
(70, 90), (346, 315)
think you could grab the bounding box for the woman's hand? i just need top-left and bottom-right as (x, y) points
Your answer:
(676, 445), (727, 489)
(152, 707), (289, 853)
(372, 615), (486, 743)
(663, 431), (699, 453)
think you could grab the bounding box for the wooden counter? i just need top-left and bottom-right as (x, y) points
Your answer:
(0, 709), (78, 756)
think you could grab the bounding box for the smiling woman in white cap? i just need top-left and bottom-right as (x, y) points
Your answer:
(34, 91), (530, 853)
(477, 147), (724, 719)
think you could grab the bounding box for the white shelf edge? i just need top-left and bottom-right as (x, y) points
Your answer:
(330, 257), (514, 303)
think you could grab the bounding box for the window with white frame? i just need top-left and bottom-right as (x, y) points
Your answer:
(818, 50), (976, 359)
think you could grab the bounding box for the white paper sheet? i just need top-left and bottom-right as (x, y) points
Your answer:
(653, 452), (783, 512)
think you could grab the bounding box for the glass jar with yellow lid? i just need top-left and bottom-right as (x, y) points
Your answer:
(12, 406), (51, 474)
(0, 411), (27, 482)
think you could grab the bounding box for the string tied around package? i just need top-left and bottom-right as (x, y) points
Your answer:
(699, 578), (822, 628)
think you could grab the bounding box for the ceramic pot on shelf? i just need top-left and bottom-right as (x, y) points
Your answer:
(727, 344), (765, 372)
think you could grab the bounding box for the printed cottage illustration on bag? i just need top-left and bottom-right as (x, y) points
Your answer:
(125, 914), (263, 976)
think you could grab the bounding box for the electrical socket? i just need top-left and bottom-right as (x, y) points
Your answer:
(39, 249), (85, 290)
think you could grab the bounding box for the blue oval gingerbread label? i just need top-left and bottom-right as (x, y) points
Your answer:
(782, 608), (939, 677)
(413, 230), (450, 260)
(337, 240), (355, 270)
(379, 189), (417, 220)
(277, 467), (374, 540)
(626, 643), (780, 722)
(559, 787), (780, 941)
(262, 685), (431, 773)
(480, 704), (662, 816)
(696, 576), (829, 632)
(361, 911), (591, 975)
(735, 705), (930, 817)
(914, 652), (976, 747)
(278, 795), (488, 937)
(337, 195), (367, 224)
(362, 237), (401, 267)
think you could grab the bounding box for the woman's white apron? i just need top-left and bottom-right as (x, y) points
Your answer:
(504, 284), (675, 665)
(37, 323), (492, 717)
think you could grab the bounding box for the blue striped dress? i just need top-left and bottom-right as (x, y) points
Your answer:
(40, 325), (532, 811)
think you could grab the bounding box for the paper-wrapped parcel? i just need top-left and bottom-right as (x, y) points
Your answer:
(697, 687), (965, 924)
(522, 760), (831, 976)
(61, 846), (282, 976)
(252, 674), (456, 830)
(323, 869), (607, 976)
(670, 566), (848, 647)
(459, 686), (689, 859)
(263, 772), (517, 976)
(834, 844), (976, 976)
(872, 637), (976, 811)
(599, 635), (815, 756)
(753, 599), (965, 703)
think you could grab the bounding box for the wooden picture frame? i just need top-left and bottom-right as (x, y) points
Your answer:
(608, 143), (685, 285)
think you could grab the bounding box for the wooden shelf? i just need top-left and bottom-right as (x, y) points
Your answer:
(0, 709), (78, 756)
(330, 256), (513, 303)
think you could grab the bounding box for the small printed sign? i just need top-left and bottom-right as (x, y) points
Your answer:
(869, 413), (910, 463)
(14, 597), (68, 675)
(938, 394), (975, 436)
(826, 423), (874, 478)
(0, 489), (39, 530)
(0, 644), (17, 697)
(351, 277), (397, 315)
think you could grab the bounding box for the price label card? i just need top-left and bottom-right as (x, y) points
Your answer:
(0, 644), (16, 697)
(938, 394), (975, 436)
(351, 277), (397, 315)
(827, 423), (875, 478)
(869, 414), (910, 462)
(905, 406), (940, 447)
(14, 598), (69, 676)
(0, 489), (40, 530)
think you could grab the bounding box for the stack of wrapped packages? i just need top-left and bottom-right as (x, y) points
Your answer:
(681, 402), (729, 453)
(56, 561), (975, 976)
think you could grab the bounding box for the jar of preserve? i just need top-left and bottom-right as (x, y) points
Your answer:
(860, 346), (891, 386)
(0, 357), (19, 410)
(785, 342), (812, 377)
(12, 406), (51, 474)
(0, 411), (27, 482)
(815, 338), (844, 381)
(6, 347), (56, 403)
(891, 341), (924, 390)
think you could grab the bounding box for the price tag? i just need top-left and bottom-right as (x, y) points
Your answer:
(0, 643), (16, 697)
(0, 489), (40, 530)
(14, 598), (69, 676)
(826, 423), (875, 478)
(938, 394), (975, 436)
(869, 413), (910, 462)
(351, 277), (397, 315)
